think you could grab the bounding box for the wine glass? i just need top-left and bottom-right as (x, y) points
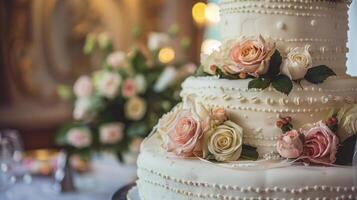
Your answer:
(0, 136), (17, 199)
(1, 129), (32, 185)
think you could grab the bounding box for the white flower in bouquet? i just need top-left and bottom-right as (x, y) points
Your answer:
(122, 78), (137, 98)
(73, 75), (93, 98)
(99, 122), (125, 144)
(73, 98), (92, 120)
(67, 127), (92, 148)
(148, 32), (170, 50)
(106, 51), (126, 69)
(154, 66), (176, 92)
(129, 137), (144, 153)
(134, 74), (146, 94)
(97, 71), (122, 99)
(125, 96), (147, 120)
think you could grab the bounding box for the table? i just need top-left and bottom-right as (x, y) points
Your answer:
(3, 154), (137, 200)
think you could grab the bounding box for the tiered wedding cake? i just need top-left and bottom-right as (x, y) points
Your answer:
(135, 0), (357, 199)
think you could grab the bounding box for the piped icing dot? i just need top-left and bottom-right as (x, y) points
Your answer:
(310, 19), (317, 26)
(276, 21), (286, 30)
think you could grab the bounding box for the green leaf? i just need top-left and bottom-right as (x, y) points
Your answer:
(241, 145), (259, 161)
(248, 77), (271, 90)
(131, 50), (147, 72)
(272, 75), (293, 95)
(304, 65), (336, 84)
(335, 135), (357, 165)
(267, 50), (282, 78)
(195, 65), (209, 76)
(127, 122), (149, 138)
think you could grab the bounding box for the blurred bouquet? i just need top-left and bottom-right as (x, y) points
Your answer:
(56, 26), (196, 162)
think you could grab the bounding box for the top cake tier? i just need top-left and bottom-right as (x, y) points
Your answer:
(219, 0), (351, 75)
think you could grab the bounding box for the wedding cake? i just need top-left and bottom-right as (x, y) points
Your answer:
(135, 0), (357, 199)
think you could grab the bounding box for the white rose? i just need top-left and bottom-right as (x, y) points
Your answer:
(281, 45), (312, 80)
(154, 66), (176, 92)
(97, 72), (122, 99)
(134, 74), (146, 94)
(337, 104), (357, 141)
(73, 98), (92, 120)
(203, 120), (243, 162)
(99, 122), (124, 144)
(125, 96), (147, 120)
(148, 32), (170, 50)
(67, 127), (92, 148)
(73, 75), (93, 98)
(106, 51), (126, 69)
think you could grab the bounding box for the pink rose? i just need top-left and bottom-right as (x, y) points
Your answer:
(276, 130), (304, 159)
(210, 108), (227, 124)
(229, 35), (276, 77)
(122, 79), (137, 98)
(160, 100), (210, 157)
(67, 127), (92, 148)
(302, 122), (339, 164)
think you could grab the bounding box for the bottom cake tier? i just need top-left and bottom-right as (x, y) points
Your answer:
(136, 135), (357, 200)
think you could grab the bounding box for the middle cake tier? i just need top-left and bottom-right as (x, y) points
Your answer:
(180, 75), (357, 158)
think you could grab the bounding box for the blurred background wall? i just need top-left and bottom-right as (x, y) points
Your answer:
(348, 0), (357, 75)
(0, 0), (205, 150)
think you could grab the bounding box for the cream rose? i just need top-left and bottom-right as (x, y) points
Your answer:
(281, 45), (312, 80)
(97, 72), (122, 99)
(125, 96), (147, 120)
(67, 127), (92, 148)
(203, 120), (243, 162)
(99, 122), (124, 144)
(73, 75), (93, 98)
(337, 104), (357, 141)
(228, 35), (276, 77)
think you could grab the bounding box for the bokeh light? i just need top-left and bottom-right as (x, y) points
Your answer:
(192, 2), (207, 26)
(158, 47), (175, 64)
(205, 3), (220, 24)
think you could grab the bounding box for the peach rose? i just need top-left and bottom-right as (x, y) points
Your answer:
(302, 122), (339, 164)
(125, 96), (147, 120)
(210, 108), (227, 124)
(99, 123), (124, 144)
(229, 35), (276, 77)
(276, 130), (304, 159)
(158, 99), (210, 157)
(67, 127), (92, 148)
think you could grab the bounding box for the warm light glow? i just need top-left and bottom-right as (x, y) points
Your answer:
(201, 39), (222, 55)
(158, 47), (175, 64)
(205, 3), (220, 24)
(192, 2), (207, 26)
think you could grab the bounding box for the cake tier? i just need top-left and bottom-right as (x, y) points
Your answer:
(219, 0), (350, 75)
(137, 136), (357, 200)
(180, 76), (357, 158)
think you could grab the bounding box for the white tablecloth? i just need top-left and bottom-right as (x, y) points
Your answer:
(3, 154), (137, 200)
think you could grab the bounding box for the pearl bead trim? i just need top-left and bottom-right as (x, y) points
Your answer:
(220, 0), (352, 4)
(138, 167), (356, 195)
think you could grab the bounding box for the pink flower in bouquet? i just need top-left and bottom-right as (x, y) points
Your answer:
(106, 51), (126, 69)
(99, 123), (124, 144)
(302, 122), (339, 164)
(122, 78), (137, 98)
(276, 130), (304, 159)
(159, 99), (210, 157)
(67, 127), (92, 148)
(229, 35), (276, 77)
(73, 75), (93, 98)
(210, 108), (227, 124)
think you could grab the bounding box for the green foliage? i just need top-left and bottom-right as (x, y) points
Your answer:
(131, 50), (147, 72)
(127, 122), (149, 138)
(271, 75), (293, 95)
(241, 145), (259, 161)
(304, 65), (336, 84)
(267, 50), (282, 78)
(248, 76), (271, 90)
(195, 65), (209, 77)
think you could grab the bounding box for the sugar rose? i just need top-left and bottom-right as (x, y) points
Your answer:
(337, 104), (357, 141)
(203, 120), (243, 162)
(303, 122), (339, 164)
(276, 130), (304, 159)
(73, 75), (93, 98)
(229, 35), (276, 77)
(158, 99), (210, 157)
(67, 127), (92, 149)
(281, 45), (312, 80)
(210, 108), (227, 124)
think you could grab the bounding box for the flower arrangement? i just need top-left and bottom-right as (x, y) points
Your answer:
(275, 103), (357, 165)
(196, 35), (336, 95)
(56, 27), (196, 161)
(157, 97), (258, 162)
